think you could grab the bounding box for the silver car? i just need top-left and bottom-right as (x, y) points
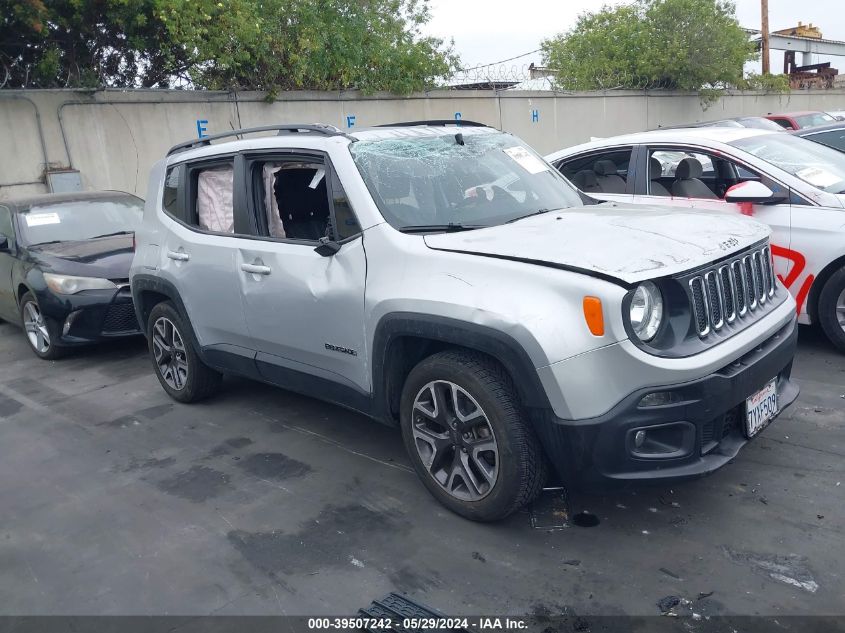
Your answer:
(130, 122), (799, 521)
(547, 127), (845, 352)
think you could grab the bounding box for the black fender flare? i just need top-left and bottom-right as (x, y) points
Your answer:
(371, 312), (552, 423)
(131, 274), (210, 364)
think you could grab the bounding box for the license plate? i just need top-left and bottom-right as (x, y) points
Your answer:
(745, 378), (778, 438)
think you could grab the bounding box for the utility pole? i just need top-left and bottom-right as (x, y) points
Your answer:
(761, 0), (770, 74)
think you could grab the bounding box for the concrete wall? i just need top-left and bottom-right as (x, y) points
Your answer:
(2, 87), (845, 199)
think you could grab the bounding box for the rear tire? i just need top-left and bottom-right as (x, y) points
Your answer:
(147, 301), (222, 402)
(817, 267), (845, 354)
(20, 292), (65, 360)
(400, 350), (547, 522)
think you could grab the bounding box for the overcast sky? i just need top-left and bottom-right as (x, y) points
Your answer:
(423, 0), (845, 75)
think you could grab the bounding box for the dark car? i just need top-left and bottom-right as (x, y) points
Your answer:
(794, 122), (845, 154)
(0, 191), (144, 359)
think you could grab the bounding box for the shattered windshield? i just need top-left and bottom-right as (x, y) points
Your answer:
(349, 131), (583, 230)
(729, 133), (845, 194)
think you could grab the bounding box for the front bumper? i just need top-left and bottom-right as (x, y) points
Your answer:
(535, 316), (799, 488)
(36, 285), (142, 346)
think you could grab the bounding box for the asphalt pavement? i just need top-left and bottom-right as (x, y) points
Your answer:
(0, 321), (842, 618)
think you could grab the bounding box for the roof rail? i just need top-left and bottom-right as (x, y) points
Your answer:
(166, 124), (347, 156)
(375, 119), (490, 128)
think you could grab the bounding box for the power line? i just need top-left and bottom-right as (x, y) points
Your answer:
(460, 48), (542, 72)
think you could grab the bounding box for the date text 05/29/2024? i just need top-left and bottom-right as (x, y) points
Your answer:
(307, 617), (528, 630)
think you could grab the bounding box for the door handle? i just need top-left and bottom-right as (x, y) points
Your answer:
(240, 263), (272, 275)
(167, 250), (190, 261)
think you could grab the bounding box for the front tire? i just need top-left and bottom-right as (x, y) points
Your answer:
(400, 350), (547, 521)
(20, 292), (64, 360)
(818, 268), (845, 353)
(147, 301), (222, 402)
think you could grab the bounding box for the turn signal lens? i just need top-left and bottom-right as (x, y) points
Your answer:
(583, 296), (604, 336)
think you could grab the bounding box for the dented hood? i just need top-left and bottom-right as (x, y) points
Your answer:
(423, 205), (770, 285)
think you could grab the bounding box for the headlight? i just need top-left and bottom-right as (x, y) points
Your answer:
(44, 273), (118, 295)
(629, 281), (664, 342)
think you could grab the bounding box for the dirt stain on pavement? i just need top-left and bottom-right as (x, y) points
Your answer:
(156, 465), (230, 502)
(0, 394), (23, 418)
(228, 504), (402, 576)
(237, 452), (312, 480)
(205, 437), (254, 459)
(136, 403), (174, 419)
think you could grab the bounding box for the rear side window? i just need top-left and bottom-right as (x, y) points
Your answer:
(162, 160), (236, 234)
(557, 147), (633, 195)
(771, 118), (793, 129)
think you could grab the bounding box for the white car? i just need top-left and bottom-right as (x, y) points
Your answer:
(547, 127), (845, 351)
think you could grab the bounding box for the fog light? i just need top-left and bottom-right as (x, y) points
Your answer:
(628, 422), (695, 459)
(639, 391), (682, 407)
(634, 430), (646, 448)
(62, 310), (82, 335)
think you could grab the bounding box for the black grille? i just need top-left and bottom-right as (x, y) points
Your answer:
(754, 252), (766, 304)
(722, 408), (739, 438)
(689, 244), (774, 338)
(763, 247), (775, 296)
(744, 256), (757, 309)
(719, 266), (734, 320)
(732, 260), (746, 314)
(102, 303), (139, 333)
(701, 407), (740, 453)
(690, 277), (708, 334)
(706, 272), (722, 327)
(702, 420), (715, 444)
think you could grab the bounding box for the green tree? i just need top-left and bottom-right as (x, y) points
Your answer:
(541, 0), (759, 99)
(1, 0), (456, 93)
(0, 0), (189, 88)
(156, 0), (459, 96)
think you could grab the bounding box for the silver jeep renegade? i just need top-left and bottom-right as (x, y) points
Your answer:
(130, 121), (799, 521)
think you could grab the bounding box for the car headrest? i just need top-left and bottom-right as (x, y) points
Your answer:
(593, 159), (618, 176)
(573, 170), (598, 189)
(675, 157), (703, 179)
(649, 156), (663, 180)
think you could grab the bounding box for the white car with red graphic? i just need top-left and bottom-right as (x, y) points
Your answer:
(547, 128), (845, 351)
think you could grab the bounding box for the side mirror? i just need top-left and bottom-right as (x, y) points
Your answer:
(725, 181), (783, 205)
(314, 235), (341, 257)
(0, 234), (9, 251)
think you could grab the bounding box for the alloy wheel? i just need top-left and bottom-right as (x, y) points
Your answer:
(837, 287), (845, 332)
(411, 380), (499, 502)
(23, 301), (50, 354)
(152, 316), (189, 390)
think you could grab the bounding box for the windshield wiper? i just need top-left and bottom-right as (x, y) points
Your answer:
(399, 223), (484, 233)
(505, 208), (554, 224)
(91, 230), (134, 239)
